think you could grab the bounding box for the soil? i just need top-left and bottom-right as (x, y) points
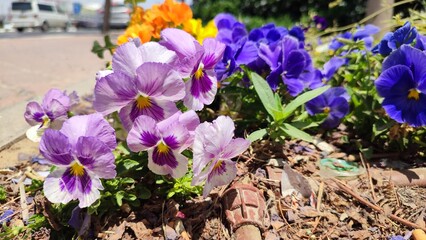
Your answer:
(1, 100), (426, 240)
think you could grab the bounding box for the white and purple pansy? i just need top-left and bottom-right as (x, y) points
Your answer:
(93, 62), (185, 131)
(160, 28), (226, 111)
(24, 88), (79, 142)
(127, 115), (191, 179)
(191, 116), (250, 197)
(40, 113), (117, 208)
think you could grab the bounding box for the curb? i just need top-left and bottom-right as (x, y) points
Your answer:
(0, 79), (95, 152)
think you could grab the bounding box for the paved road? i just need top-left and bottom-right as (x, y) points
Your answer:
(0, 29), (113, 110)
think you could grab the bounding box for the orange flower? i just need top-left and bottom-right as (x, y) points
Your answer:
(117, 23), (154, 45)
(117, 0), (194, 45)
(129, 6), (145, 26)
(156, 0), (192, 26)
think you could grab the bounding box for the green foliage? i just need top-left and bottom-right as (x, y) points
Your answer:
(155, 160), (203, 199)
(91, 35), (117, 59)
(0, 186), (6, 202)
(246, 69), (329, 143)
(26, 179), (43, 193)
(27, 214), (49, 230)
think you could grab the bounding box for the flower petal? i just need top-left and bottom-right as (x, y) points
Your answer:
(139, 42), (177, 64)
(127, 115), (161, 152)
(43, 168), (74, 205)
(201, 38), (226, 69)
(75, 136), (116, 179)
(60, 113), (117, 150)
(42, 89), (71, 110)
(46, 99), (68, 122)
(184, 71), (217, 110)
(77, 175), (103, 208)
(375, 65), (414, 98)
(221, 138), (250, 159)
(93, 71), (138, 115)
(203, 160), (237, 197)
(24, 102), (44, 126)
(135, 62), (185, 101)
(148, 149), (188, 179)
(112, 41), (143, 77)
(39, 129), (74, 166)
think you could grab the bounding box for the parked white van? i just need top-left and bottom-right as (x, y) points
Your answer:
(9, 0), (70, 32)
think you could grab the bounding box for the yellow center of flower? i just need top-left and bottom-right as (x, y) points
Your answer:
(136, 95), (151, 109)
(194, 67), (204, 80)
(323, 107), (331, 114)
(70, 162), (85, 176)
(157, 142), (169, 154)
(41, 116), (50, 128)
(213, 160), (223, 170)
(407, 88), (420, 101)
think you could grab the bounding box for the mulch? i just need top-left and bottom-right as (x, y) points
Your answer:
(1, 97), (425, 240)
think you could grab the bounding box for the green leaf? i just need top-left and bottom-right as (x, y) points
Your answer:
(280, 123), (314, 142)
(124, 0), (146, 4)
(247, 128), (267, 142)
(137, 186), (152, 199)
(281, 85), (330, 121)
(0, 186), (6, 201)
(114, 191), (137, 206)
(122, 159), (140, 170)
(120, 177), (135, 184)
(247, 70), (280, 119)
(115, 191), (125, 206)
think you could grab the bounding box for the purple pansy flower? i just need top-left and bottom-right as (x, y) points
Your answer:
(214, 13), (248, 46)
(40, 113), (117, 208)
(329, 32), (352, 52)
(249, 23), (288, 45)
(93, 62), (185, 131)
(373, 22), (418, 56)
(259, 35), (314, 95)
(289, 26), (305, 44)
(157, 110), (200, 149)
(415, 33), (426, 51)
(214, 13), (258, 81)
(24, 88), (79, 142)
(96, 39), (178, 79)
(329, 24), (379, 52)
(127, 115), (191, 178)
(352, 24), (380, 50)
(247, 23), (288, 74)
(313, 16), (328, 30)
(192, 116), (250, 197)
(305, 87), (350, 129)
(160, 28), (226, 110)
(310, 57), (346, 89)
(375, 45), (426, 127)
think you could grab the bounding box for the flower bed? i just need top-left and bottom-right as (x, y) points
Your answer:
(2, 0), (426, 239)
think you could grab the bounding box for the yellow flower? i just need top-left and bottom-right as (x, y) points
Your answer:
(184, 19), (218, 43)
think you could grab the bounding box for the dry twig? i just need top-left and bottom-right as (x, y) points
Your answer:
(359, 152), (377, 202)
(333, 178), (426, 231)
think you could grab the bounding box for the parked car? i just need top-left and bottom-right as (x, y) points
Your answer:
(9, 0), (71, 32)
(98, 3), (131, 29)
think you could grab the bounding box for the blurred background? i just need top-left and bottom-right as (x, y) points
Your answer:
(0, 0), (424, 32)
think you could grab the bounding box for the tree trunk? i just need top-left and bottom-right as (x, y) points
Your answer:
(366, 0), (394, 38)
(102, 0), (111, 34)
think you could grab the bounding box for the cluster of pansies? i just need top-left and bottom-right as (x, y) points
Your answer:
(22, 0), (426, 214)
(25, 19), (248, 208)
(373, 22), (426, 127)
(117, 0), (217, 45)
(212, 13), (350, 128)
